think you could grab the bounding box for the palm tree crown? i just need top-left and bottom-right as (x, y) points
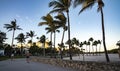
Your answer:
(49, 0), (72, 60)
(4, 19), (22, 47)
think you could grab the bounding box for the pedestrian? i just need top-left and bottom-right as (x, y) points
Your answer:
(11, 52), (14, 61)
(25, 51), (31, 63)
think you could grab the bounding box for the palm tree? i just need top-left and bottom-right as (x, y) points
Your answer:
(39, 14), (54, 57)
(15, 33), (26, 55)
(45, 22), (60, 58)
(40, 35), (46, 56)
(87, 41), (90, 55)
(92, 40), (98, 55)
(4, 19), (22, 48)
(55, 13), (67, 59)
(0, 31), (7, 50)
(49, 0), (72, 60)
(79, 42), (84, 61)
(55, 13), (67, 46)
(39, 14), (60, 58)
(26, 30), (36, 46)
(83, 41), (87, 55)
(0, 31), (7, 45)
(98, 40), (102, 55)
(88, 37), (94, 55)
(116, 40), (120, 48)
(74, 0), (110, 62)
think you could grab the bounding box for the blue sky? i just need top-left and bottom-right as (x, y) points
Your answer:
(0, 0), (120, 51)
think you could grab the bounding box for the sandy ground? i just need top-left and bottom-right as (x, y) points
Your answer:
(64, 54), (120, 62)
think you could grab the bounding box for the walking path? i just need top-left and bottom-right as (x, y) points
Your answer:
(0, 58), (75, 71)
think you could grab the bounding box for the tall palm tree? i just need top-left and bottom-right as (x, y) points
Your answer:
(39, 14), (54, 57)
(79, 42), (85, 61)
(97, 40), (101, 55)
(92, 40), (98, 55)
(4, 19), (22, 48)
(40, 35), (46, 56)
(49, 0), (72, 60)
(39, 14), (60, 58)
(55, 13), (67, 46)
(87, 41), (90, 55)
(83, 41), (87, 55)
(45, 22), (60, 58)
(74, 0), (110, 62)
(26, 30), (36, 46)
(55, 13), (67, 59)
(15, 33), (26, 55)
(88, 37), (94, 55)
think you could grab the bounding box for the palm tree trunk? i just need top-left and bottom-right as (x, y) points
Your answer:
(11, 30), (15, 48)
(54, 31), (56, 58)
(21, 43), (23, 56)
(92, 42), (94, 55)
(67, 11), (72, 60)
(43, 41), (45, 57)
(86, 45), (88, 55)
(61, 30), (65, 44)
(99, 44), (101, 55)
(96, 45), (97, 55)
(89, 45), (90, 55)
(100, 8), (110, 62)
(60, 30), (65, 59)
(50, 32), (53, 58)
(31, 37), (33, 46)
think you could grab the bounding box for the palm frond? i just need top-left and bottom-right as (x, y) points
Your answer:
(73, 0), (85, 8)
(79, 0), (96, 14)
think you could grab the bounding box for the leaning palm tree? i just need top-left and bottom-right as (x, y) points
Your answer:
(39, 14), (60, 58)
(15, 33), (26, 56)
(49, 0), (72, 60)
(74, 0), (110, 62)
(39, 14), (54, 48)
(26, 30), (36, 46)
(39, 14), (54, 57)
(55, 13), (67, 59)
(55, 13), (67, 46)
(4, 19), (22, 48)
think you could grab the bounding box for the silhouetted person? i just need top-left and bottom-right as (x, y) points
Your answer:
(11, 51), (14, 61)
(25, 51), (31, 63)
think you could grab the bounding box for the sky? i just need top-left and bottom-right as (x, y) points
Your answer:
(0, 0), (120, 51)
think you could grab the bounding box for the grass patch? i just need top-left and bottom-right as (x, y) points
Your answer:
(0, 56), (9, 61)
(0, 55), (25, 61)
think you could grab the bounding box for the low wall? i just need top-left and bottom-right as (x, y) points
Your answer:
(30, 57), (120, 71)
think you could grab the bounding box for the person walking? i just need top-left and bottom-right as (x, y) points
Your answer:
(25, 51), (31, 63)
(11, 50), (14, 61)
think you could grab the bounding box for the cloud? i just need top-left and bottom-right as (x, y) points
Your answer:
(16, 14), (23, 22)
(25, 16), (34, 23)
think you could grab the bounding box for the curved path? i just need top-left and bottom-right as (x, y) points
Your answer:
(0, 59), (75, 71)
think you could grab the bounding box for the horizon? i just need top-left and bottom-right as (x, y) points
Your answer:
(0, 0), (120, 51)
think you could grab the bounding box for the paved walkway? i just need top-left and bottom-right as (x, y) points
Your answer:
(0, 59), (75, 71)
